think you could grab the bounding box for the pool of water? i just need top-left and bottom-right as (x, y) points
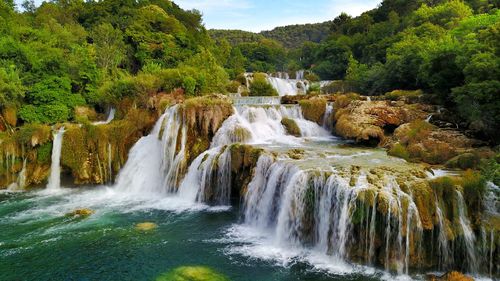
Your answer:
(0, 188), (398, 281)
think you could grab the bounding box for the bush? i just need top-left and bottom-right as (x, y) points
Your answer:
(249, 74), (278, 96)
(304, 73), (320, 82)
(19, 103), (70, 124)
(226, 80), (241, 93)
(182, 76), (197, 97)
(460, 169), (486, 213)
(383, 90), (423, 102)
(388, 143), (410, 161)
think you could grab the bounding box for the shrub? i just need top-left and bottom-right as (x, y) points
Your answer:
(388, 143), (410, 161)
(226, 80), (241, 93)
(460, 169), (486, 214)
(249, 74), (278, 96)
(182, 76), (197, 97)
(383, 90), (423, 102)
(304, 73), (320, 82)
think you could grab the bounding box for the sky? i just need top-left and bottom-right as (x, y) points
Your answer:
(15, 0), (382, 32)
(175, 0), (382, 32)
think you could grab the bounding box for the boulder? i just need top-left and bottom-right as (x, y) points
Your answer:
(135, 222), (158, 231)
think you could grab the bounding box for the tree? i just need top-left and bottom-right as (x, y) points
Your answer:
(91, 23), (125, 77)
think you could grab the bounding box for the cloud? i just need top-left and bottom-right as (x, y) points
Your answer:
(327, 0), (381, 17)
(175, 0), (251, 12)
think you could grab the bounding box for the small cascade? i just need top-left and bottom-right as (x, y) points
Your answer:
(455, 191), (478, 273)
(212, 105), (330, 147)
(231, 96), (281, 106)
(7, 158), (27, 191)
(107, 143), (113, 183)
(296, 70), (305, 80)
(322, 103), (334, 131)
(46, 127), (65, 190)
(435, 201), (451, 269)
(93, 107), (116, 125)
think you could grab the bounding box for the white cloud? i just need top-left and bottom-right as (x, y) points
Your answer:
(175, 0), (252, 12)
(327, 0), (381, 17)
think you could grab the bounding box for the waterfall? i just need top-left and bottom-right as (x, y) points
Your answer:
(7, 158), (27, 191)
(455, 191), (478, 273)
(46, 127), (65, 190)
(232, 96), (281, 106)
(93, 107), (116, 125)
(212, 105), (330, 147)
(296, 70), (305, 80)
(267, 76), (309, 96)
(115, 106), (186, 196)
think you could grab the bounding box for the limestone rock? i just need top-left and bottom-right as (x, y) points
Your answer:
(427, 271), (474, 281)
(333, 99), (427, 145)
(66, 208), (95, 218)
(135, 222), (158, 231)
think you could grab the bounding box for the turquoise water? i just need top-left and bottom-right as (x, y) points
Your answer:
(0, 187), (387, 281)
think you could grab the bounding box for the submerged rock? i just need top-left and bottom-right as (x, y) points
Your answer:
(427, 271), (474, 281)
(66, 208), (95, 218)
(156, 266), (229, 281)
(299, 97), (327, 124)
(135, 222), (158, 231)
(281, 117), (301, 137)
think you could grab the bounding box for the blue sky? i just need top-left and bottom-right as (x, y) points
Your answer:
(176, 0), (382, 32)
(15, 0), (382, 32)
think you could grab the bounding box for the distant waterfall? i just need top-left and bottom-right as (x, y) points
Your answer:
(93, 107), (116, 125)
(46, 127), (65, 190)
(267, 76), (308, 96)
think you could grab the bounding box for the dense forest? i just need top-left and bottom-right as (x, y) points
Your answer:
(210, 0), (500, 142)
(0, 0), (246, 126)
(0, 0), (499, 141)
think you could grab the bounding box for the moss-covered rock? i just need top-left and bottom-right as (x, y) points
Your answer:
(299, 97), (326, 124)
(181, 95), (234, 163)
(427, 271), (474, 281)
(389, 121), (484, 165)
(156, 266), (229, 281)
(66, 208), (95, 218)
(135, 222), (158, 231)
(281, 117), (301, 137)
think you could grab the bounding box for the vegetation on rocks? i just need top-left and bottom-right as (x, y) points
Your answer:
(299, 97), (327, 124)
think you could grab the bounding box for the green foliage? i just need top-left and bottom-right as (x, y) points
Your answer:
(388, 143), (410, 161)
(36, 142), (52, 164)
(182, 76), (196, 97)
(480, 155), (500, 186)
(0, 66), (24, 107)
(461, 169), (487, 211)
(249, 74), (278, 96)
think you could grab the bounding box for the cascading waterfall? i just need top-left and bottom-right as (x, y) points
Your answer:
(115, 105), (187, 196)
(455, 191), (478, 273)
(267, 76), (308, 96)
(93, 107), (116, 125)
(90, 97), (496, 278)
(239, 156), (427, 275)
(46, 127), (65, 190)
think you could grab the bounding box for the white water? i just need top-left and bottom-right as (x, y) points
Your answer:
(267, 77), (308, 96)
(455, 191), (478, 273)
(14, 97), (494, 279)
(93, 108), (116, 125)
(115, 106), (186, 197)
(212, 105), (330, 147)
(46, 128), (65, 191)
